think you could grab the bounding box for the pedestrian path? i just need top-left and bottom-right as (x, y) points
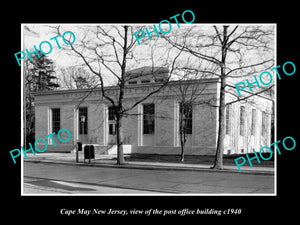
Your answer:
(23, 152), (274, 175)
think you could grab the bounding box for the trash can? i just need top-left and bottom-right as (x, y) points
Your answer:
(89, 145), (95, 159)
(84, 145), (95, 163)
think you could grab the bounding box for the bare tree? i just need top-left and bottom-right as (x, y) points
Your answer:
(169, 65), (217, 162)
(58, 66), (98, 90)
(162, 25), (274, 169)
(54, 25), (183, 165)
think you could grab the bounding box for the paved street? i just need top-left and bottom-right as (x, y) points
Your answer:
(23, 161), (274, 194)
(23, 179), (162, 194)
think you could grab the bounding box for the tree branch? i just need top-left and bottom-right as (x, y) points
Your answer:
(124, 46), (184, 112)
(226, 84), (274, 106)
(225, 58), (274, 77)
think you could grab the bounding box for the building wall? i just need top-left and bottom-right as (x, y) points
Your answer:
(224, 93), (273, 154)
(122, 102), (139, 146)
(193, 103), (217, 149)
(155, 98), (176, 147)
(86, 102), (103, 144)
(35, 105), (49, 141)
(33, 78), (273, 155)
(35, 103), (75, 152)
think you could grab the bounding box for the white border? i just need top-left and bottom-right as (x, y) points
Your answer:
(21, 24), (24, 195)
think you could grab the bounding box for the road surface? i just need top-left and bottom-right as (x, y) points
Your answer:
(23, 161), (274, 194)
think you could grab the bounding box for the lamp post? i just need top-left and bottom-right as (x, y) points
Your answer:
(76, 115), (86, 163)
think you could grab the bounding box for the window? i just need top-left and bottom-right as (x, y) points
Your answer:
(108, 106), (116, 121)
(52, 108), (60, 133)
(128, 81), (137, 84)
(179, 102), (193, 134)
(141, 80), (150, 83)
(108, 106), (116, 135)
(225, 105), (231, 135)
(155, 78), (164, 83)
(79, 107), (88, 135)
(240, 106), (245, 136)
(109, 124), (116, 135)
(262, 111), (267, 136)
(143, 104), (155, 134)
(251, 109), (256, 136)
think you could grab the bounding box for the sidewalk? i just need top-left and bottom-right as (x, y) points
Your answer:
(23, 152), (274, 175)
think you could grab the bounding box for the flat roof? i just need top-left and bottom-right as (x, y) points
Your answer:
(32, 77), (220, 96)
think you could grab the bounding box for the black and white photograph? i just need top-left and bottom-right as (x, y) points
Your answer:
(4, 4), (298, 222)
(21, 23), (275, 195)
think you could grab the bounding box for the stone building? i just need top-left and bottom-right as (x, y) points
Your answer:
(33, 67), (273, 155)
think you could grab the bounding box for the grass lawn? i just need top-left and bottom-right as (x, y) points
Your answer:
(124, 153), (274, 168)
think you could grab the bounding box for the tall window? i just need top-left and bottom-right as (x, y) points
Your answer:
(225, 105), (231, 135)
(262, 111), (267, 136)
(251, 109), (256, 136)
(79, 107), (88, 135)
(108, 106), (116, 135)
(52, 108), (60, 133)
(180, 102), (193, 134)
(108, 106), (116, 120)
(143, 104), (155, 134)
(240, 106), (245, 136)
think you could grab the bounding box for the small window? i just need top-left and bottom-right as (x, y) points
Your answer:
(108, 106), (116, 121)
(52, 108), (60, 133)
(143, 104), (155, 134)
(179, 102), (193, 134)
(141, 80), (150, 83)
(225, 105), (231, 135)
(251, 109), (256, 136)
(262, 111), (267, 136)
(240, 106), (245, 136)
(109, 124), (116, 135)
(128, 81), (137, 84)
(155, 78), (164, 83)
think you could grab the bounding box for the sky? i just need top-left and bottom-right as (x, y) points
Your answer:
(22, 24), (275, 89)
(23, 24), (80, 68)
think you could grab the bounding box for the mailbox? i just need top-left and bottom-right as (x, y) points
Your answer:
(84, 145), (95, 163)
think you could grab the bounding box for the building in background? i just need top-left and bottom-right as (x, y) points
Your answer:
(33, 67), (273, 155)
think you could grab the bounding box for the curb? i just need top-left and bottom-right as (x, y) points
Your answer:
(24, 159), (274, 176)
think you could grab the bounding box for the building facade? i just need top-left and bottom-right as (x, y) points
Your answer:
(33, 67), (273, 155)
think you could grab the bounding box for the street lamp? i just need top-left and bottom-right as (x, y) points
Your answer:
(80, 115), (86, 132)
(76, 115), (86, 163)
(80, 114), (86, 144)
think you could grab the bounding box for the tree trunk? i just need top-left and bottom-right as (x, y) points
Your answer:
(116, 114), (125, 165)
(179, 106), (186, 162)
(180, 132), (185, 162)
(115, 25), (127, 165)
(212, 25), (229, 170)
(212, 76), (226, 169)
